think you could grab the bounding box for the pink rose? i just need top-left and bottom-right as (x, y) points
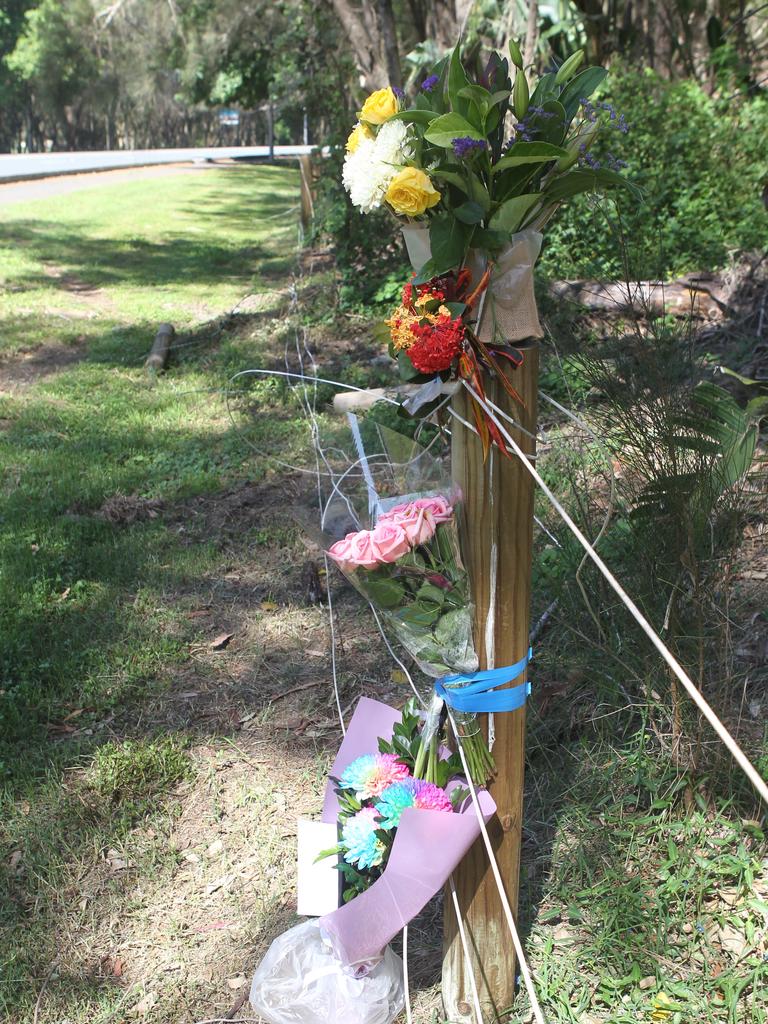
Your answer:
(369, 521), (411, 564)
(327, 529), (379, 570)
(412, 496), (454, 523)
(395, 506), (436, 545)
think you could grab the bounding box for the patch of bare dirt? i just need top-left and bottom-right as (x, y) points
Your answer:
(42, 263), (117, 311)
(0, 341), (87, 390)
(96, 493), (164, 525)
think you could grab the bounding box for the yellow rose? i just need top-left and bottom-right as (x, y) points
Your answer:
(385, 167), (441, 217)
(346, 122), (372, 154)
(360, 87), (399, 125)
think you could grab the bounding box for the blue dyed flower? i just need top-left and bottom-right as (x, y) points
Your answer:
(339, 753), (411, 800)
(452, 136), (486, 159)
(421, 74), (439, 92)
(375, 778), (452, 828)
(341, 807), (385, 869)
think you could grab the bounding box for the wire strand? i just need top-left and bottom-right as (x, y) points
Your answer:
(462, 379), (768, 807)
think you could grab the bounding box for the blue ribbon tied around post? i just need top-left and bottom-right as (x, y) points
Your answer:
(434, 649), (532, 713)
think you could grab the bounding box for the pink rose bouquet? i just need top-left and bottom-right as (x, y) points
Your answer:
(327, 493), (476, 678)
(326, 493), (494, 784)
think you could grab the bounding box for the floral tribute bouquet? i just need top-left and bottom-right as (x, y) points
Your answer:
(249, 698), (495, 1022)
(320, 700), (467, 903)
(343, 41), (638, 455)
(326, 493), (495, 783)
(318, 697), (496, 967)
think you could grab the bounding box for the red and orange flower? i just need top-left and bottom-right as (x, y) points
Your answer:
(385, 275), (467, 374)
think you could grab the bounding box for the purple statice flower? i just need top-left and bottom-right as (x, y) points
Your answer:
(514, 122), (535, 142)
(452, 136), (486, 158)
(527, 105), (556, 119)
(580, 98), (630, 134)
(392, 86), (405, 101)
(597, 100), (617, 120)
(580, 98), (598, 123)
(605, 152), (628, 171)
(421, 74), (439, 92)
(578, 143), (601, 170)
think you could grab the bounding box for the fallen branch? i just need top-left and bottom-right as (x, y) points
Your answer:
(270, 678), (325, 702)
(548, 274), (731, 318)
(144, 322), (175, 373)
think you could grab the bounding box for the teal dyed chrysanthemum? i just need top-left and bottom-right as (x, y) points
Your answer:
(339, 752), (411, 800)
(374, 778), (453, 829)
(340, 807), (385, 870)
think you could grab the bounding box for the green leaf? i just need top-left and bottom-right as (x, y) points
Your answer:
(458, 84), (493, 111)
(530, 99), (567, 145)
(424, 112), (484, 148)
(453, 200), (485, 224)
(443, 301), (466, 317)
(543, 167), (640, 203)
(432, 168), (470, 194)
(429, 214), (472, 274)
(529, 72), (557, 108)
(489, 193), (541, 232)
(559, 66), (608, 119)
(719, 366), (768, 388)
(393, 604), (441, 629)
(362, 575), (405, 608)
(416, 582), (448, 605)
(315, 846), (340, 862)
(470, 227), (508, 254)
(448, 42), (472, 114)
(393, 108), (438, 126)
(466, 170), (491, 212)
(397, 349), (422, 381)
(493, 141), (568, 173)
(746, 395), (768, 419)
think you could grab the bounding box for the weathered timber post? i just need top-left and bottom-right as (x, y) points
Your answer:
(443, 346), (539, 1020)
(144, 323), (174, 374)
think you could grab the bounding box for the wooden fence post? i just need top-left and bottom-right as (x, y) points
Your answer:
(443, 346), (539, 1020)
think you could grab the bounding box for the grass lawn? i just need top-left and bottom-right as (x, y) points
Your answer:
(0, 163), (766, 1024)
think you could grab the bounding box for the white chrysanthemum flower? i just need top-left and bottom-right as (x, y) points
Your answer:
(374, 119), (413, 166)
(342, 134), (385, 212)
(342, 119), (414, 214)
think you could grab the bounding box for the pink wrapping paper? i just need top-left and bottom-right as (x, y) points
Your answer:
(319, 697), (496, 966)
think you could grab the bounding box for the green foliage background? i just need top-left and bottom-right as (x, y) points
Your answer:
(539, 65), (768, 279)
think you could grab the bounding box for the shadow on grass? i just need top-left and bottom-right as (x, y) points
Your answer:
(4, 221), (287, 291)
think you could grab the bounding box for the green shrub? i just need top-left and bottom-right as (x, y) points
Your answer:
(540, 65), (768, 279)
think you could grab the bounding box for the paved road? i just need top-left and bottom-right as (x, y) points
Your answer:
(0, 145), (313, 182)
(0, 162), (245, 207)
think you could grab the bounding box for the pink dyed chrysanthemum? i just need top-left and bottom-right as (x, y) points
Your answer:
(339, 753), (412, 800)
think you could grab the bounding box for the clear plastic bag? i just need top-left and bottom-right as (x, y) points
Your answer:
(249, 919), (405, 1024)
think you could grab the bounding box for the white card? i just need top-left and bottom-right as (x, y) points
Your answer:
(296, 819), (341, 916)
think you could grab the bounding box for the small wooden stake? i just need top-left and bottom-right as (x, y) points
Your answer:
(144, 323), (174, 374)
(443, 347), (539, 1020)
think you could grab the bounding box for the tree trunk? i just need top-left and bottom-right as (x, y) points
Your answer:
(328, 0), (390, 89)
(375, 0), (403, 88)
(524, 0), (540, 69)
